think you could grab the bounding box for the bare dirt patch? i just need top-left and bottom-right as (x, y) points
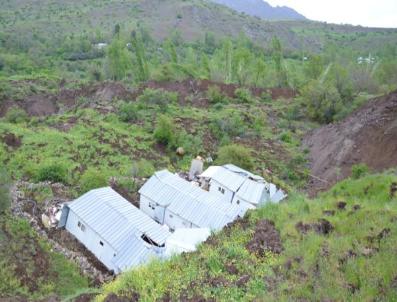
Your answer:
(133, 79), (296, 107)
(304, 90), (397, 196)
(1, 132), (22, 148)
(295, 219), (334, 235)
(246, 219), (283, 256)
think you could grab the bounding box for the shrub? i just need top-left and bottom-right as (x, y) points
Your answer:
(351, 164), (369, 179)
(131, 159), (155, 178)
(210, 110), (246, 140)
(300, 80), (343, 124)
(207, 85), (226, 104)
(118, 102), (139, 122)
(234, 88), (253, 103)
(5, 107), (29, 123)
(261, 91), (272, 103)
(280, 131), (292, 143)
(154, 115), (176, 146)
(80, 168), (108, 193)
(137, 88), (178, 111)
(35, 163), (68, 183)
(216, 144), (254, 170)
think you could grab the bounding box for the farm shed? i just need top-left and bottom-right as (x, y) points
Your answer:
(139, 170), (243, 231)
(200, 164), (287, 209)
(59, 187), (170, 274)
(199, 165), (246, 204)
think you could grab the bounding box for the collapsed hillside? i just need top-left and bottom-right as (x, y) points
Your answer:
(304, 91), (397, 195)
(98, 173), (397, 301)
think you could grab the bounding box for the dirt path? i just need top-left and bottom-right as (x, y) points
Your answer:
(303, 90), (397, 196)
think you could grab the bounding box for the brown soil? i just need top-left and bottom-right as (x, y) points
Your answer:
(246, 219), (283, 256)
(295, 219), (334, 235)
(303, 90), (397, 196)
(1, 132), (22, 148)
(103, 293), (139, 302)
(1, 80), (295, 118)
(133, 79), (296, 106)
(0, 82), (135, 118)
(73, 293), (97, 302)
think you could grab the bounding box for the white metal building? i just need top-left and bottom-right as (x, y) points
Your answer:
(200, 164), (287, 210)
(59, 187), (170, 274)
(139, 170), (244, 231)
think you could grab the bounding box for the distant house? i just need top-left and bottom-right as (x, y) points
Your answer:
(200, 164), (286, 210)
(59, 187), (170, 274)
(139, 170), (244, 231)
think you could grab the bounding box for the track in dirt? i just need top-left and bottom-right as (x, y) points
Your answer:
(304, 90), (397, 196)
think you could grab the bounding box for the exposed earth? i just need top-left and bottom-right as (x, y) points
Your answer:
(304, 90), (397, 196)
(0, 80), (295, 118)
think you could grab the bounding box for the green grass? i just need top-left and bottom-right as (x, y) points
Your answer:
(98, 172), (397, 301)
(0, 215), (89, 300)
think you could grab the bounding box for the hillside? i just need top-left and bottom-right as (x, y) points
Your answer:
(304, 90), (397, 195)
(1, 0), (397, 54)
(98, 172), (397, 301)
(211, 0), (306, 20)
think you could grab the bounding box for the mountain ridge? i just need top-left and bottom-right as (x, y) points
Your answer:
(210, 0), (306, 20)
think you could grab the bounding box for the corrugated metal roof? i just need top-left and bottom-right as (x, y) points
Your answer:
(234, 179), (270, 205)
(112, 233), (157, 272)
(223, 164), (264, 181)
(68, 187), (170, 251)
(200, 166), (246, 192)
(139, 170), (241, 229)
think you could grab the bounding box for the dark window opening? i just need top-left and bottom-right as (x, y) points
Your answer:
(141, 234), (164, 247)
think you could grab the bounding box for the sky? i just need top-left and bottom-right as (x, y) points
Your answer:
(266, 0), (397, 28)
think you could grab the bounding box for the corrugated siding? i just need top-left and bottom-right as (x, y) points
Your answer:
(68, 187), (170, 249)
(201, 166), (246, 192)
(140, 170), (240, 230)
(234, 179), (269, 205)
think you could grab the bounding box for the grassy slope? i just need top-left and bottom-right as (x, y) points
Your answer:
(0, 88), (309, 189)
(0, 215), (89, 300)
(98, 172), (397, 301)
(1, 0), (397, 53)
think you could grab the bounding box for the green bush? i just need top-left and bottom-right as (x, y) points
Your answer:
(210, 110), (246, 140)
(234, 88), (253, 103)
(137, 88), (178, 111)
(351, 164), (369, 179)
(5, 107), (29, 123)
(35, 163), (68, 183)
(131, 159), (155, 178)
(280, 131), (292, 143)
(216, 144), (254, 170)
(80, 168), (109, 193)
(300, 80), (342, 123)
(207, 85), (227, 104)
(118, 102), (139, 122)
(154, 115), (176, 146)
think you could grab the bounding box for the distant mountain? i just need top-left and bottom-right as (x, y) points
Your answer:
(211, 0), (306, 20)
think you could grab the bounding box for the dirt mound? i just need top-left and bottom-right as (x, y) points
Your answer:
(0, 82), (135, 117)
(1, 132), (22, 148)
(296, 219), (334, 235)
(246, 219), (283, 256)
(304, 91), (397, 195)
(134, 79), (296, 106)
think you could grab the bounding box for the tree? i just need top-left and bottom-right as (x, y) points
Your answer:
(106, 38), (131, 80)
(271, 36), (288, 87)
(222, 39), (233, 83)
(304, 55), (325, 80)
(216, 144), (254, 170)
(0, 168), (11, 214)
(300, 80), (342, 123)
(131, 30), (149, 82)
